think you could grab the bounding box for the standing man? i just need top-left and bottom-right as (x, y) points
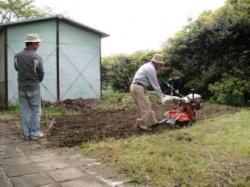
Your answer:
(14, 33), (45, 140)
(130, 53), (166, 130)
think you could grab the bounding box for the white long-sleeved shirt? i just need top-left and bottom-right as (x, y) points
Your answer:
(132, 62), (163, 99)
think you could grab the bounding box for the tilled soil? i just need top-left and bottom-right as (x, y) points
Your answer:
(41, 99), (239, 147)
(0, 114), (20, 138)
(44, 108), (139, 147)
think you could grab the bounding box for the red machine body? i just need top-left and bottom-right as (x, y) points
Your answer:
(166, 106), (195, 123)
(159, 93), (202, 126)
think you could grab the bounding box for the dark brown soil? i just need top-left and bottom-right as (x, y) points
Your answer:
(41, 99), (239, 147)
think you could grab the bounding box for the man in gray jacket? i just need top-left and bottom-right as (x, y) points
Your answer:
(130, 54), (166, 130)
(14, 33), (45, 140)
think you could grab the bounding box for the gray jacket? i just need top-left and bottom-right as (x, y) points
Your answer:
(14, 47), (44, 91)
(132, 62), (163, 100)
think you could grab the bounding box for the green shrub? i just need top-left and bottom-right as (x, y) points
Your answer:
(208, 75), (246, 105)
(7, 103), (20, 117)
(102, 51), (156, 92)
(161, 0), (250, 99)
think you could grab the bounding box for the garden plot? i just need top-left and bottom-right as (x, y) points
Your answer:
(42, 99), (239, 147)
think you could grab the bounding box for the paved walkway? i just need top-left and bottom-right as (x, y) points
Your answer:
(0, 114), (144, 187)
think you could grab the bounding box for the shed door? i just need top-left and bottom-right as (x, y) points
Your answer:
(59, 23), (101, 100)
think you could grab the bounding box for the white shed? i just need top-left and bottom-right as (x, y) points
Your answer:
(0, 15), (108, 108)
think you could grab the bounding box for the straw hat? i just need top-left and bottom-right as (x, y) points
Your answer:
(151, 54), (164, 64)
(24, 33), (42, 43)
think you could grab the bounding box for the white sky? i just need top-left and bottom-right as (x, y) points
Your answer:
(35, 0), (225, 56)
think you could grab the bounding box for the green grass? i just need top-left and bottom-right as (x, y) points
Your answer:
(79, 110), (250, 186)
(7, 103), (80, 119)
(7, 103), (20, 117)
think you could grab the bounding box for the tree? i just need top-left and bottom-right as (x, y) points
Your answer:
(161, 0), (250, 102)
(0, 0), (51, 23)
(102, 50), (156, 92)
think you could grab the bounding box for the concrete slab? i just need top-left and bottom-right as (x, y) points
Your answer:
(40, 182), (61, 187)
(60, 176), (109, 187)
(0, 167), (5, 177)
(0, 177), (13, 187)
(0, 149), (23, 159)
(4, 163), (39, 177)
(0, 157), (31, 166)
(10, 173), (53, 187)
(47, 168), (84, 182)
(0, 167), (13, 187)
(30, 153), (55, 163)
(0, 153), (23, 159)
(19, 144), (44, 152)
(0, 140), (14, 145)
(80, 161), (130, 186)
(37, 161), (69, 171)
(0, 145), (6, 151)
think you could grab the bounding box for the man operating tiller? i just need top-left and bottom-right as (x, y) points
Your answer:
(130, 54), (168, 130)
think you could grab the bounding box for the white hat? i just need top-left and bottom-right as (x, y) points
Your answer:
(24, 33), (42, 43)
(151, 54), (164, 64)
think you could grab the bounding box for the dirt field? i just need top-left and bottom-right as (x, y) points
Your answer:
(41, 99), (239, 147)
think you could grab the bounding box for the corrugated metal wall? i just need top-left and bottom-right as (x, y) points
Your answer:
(0, 29), (5, 108)
(59, 22), (101, 100)
(7, 20), (57, 102)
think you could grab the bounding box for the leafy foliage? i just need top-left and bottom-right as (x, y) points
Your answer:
(0, 0), (51, 23)
(102, 50), (156, 92)
(161, 0), (250, 101)
(208, 75), (247, 105)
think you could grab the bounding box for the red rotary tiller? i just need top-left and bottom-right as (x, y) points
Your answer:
(155, 79), (202, 127)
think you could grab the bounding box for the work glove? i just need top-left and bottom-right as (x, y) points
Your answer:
(159, 94), (166, 104)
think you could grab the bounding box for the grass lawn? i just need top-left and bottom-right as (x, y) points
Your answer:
(79, 110), (250, 186)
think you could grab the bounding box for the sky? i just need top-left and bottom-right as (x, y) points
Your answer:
(35, 0), (226, 56)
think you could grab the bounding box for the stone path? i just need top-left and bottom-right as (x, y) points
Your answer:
(0, 114), (145, 187)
